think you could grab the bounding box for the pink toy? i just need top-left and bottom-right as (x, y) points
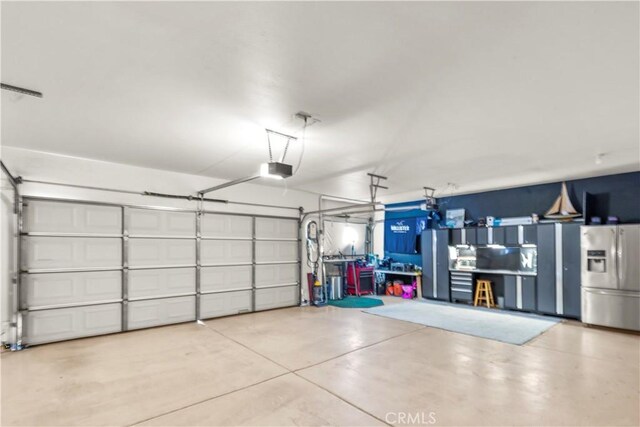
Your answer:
(401, 283), (414, 299)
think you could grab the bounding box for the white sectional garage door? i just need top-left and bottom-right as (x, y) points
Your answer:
(199, 213), (254, 320)
(21, 200), (124, 344)
(254, 217), (300, 311)
(23, 200), (122, 235)
(20, 198), (300, 345)
(126, 208), (197, 330)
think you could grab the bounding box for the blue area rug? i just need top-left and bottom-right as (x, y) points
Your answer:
(363, 300), (561, 345)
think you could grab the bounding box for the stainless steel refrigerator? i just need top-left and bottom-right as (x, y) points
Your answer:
(581, 225), (640, 331)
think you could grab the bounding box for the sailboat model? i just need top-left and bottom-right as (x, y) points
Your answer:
(544, 182), (581, 219)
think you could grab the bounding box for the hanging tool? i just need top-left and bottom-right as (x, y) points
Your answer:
(306, 220), (324, 306)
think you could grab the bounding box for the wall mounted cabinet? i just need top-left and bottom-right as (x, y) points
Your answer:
(505, 226), (519, 246)
(449, 228), (477, 246)
(464, 228), (477, 245)
(491, 227), (505, 245)
(476, 228), (489, 245)
(450, 229), (462, 246)
(523, 225), (537, 245)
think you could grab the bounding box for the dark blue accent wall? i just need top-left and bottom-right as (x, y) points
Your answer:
(384, 172), (640, 266)
(436, 172), (640, 224)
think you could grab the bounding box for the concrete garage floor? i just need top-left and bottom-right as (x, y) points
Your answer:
(1, 300), (639, 426)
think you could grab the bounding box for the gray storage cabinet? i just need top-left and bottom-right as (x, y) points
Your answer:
(522, 277), (536, 311)
(464, 228), (477, 245)
(435, 229), (450, 301)
(449, 271), (473, 302)
(522, 225), (537, 244)
(421, 231), (434, 298)
(450, 228), (477, 245)
(476, 228), (488, 245)
(504, 276), (517, 309)
(561, 223), (581, 318)
(536, 224), (557, 314)
(450, 229), (462, 246)
(420, 229), (450, 301)
(425, 222), (581, 319)
(503, 275), (536, 312)
(491, 227), (505, 245)
(505, 226), (519, 246)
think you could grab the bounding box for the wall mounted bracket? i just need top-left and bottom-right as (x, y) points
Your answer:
(368, 173), (388, 203)
(1, 83), (42, 98)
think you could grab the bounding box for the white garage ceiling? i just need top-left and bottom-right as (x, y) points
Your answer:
(1, 1), (638, 201)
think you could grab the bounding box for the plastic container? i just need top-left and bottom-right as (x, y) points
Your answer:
(393, 281), (403, 297)
(328, 276), (343, 300)
(385, 283), (393, 295)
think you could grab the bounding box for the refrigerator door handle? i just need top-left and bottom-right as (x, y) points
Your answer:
(583, 287), (640, 298)
(612, 227), (618, 289)
(618, 228), (624, 288)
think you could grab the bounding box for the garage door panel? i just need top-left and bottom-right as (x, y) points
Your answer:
(22, 237), (122, 270)
(255, 264), (298, 288)
(200, 240), (252, 265)
(255, 241), (298, 263)
(255, 218), (298, 240)
(127, 296), (195, 330)
(200, 291), (252, 319)
(20, 201), (302, 345)
(24, 201), (122, 234)
(201, 214), (252, 238)
(128, 239), (195, 267)
(25, 304), (121, 344)
(128, 209), (195, 236)
(23, 271), (122, 308)
(128, 268), (195, 299)
(200, 265), (252, 293)
(255, 285), (298, 311)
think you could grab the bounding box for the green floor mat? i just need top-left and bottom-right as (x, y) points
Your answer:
(327, 296), (384, 308)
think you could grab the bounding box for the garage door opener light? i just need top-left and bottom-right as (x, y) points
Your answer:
(198, 128), (297, 196)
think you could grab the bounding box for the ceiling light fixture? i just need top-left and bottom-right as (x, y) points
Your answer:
(260, 162), (292, 180)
